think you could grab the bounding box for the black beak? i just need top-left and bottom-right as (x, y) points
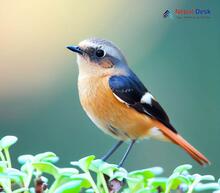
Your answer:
(66, 46), (83, 55)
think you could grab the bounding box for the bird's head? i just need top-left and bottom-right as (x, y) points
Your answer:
(67, 38), (128, 77)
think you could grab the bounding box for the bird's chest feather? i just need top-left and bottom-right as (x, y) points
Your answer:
(77, 75), (155, 140)
(78, 75), (136, 140)
(78, 76), (115, 128)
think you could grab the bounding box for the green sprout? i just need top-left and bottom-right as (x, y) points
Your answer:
(0, 135), (219, 193)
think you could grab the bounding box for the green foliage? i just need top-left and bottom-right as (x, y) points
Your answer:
(0, 136), (219, 193)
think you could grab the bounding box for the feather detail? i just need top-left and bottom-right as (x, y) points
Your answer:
(156, 121), (210, 166)
(109, 75), (177, 133)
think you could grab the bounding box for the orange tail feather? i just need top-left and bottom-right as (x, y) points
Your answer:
(156, 122), (210, 166)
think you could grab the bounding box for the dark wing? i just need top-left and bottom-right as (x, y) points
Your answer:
(109, 75), (177, 133)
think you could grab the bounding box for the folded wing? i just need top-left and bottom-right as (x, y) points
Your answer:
(109, 74), (177, 133)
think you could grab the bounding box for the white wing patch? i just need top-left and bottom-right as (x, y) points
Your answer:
(141, 92), (154, 105)
(113, 93), (129, 106)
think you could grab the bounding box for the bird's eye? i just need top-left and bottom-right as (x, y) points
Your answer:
(95, 49), (105, 58)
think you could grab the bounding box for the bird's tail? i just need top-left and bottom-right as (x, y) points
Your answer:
(156, 121), (210, 166)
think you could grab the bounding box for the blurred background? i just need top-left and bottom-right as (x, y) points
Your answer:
(0, 0), (219, 178)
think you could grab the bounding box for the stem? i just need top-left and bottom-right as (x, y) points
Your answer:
(24, 163), (33, 193)
(98, 172), (109, 193)
(1, 184), (13, 193)
(187, 178), (200, 193)
(86, 171), (100, 193)
(4, 148), (12, 168)
(0, 151), (6, 162)
(96, 173), (101, 190)
(48, 178), (60, 193)
(165, 180), (173, 193)
(25, 169), (33, 188)
(3, 148), (12, 192)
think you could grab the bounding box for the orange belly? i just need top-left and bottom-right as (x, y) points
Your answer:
(78, 75), (156, 140)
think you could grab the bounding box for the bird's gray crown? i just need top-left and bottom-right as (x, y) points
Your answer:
(79, 37), (127, 66)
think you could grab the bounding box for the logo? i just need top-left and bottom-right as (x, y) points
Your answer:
(163, 10), (171, 18)
(163, 8), (211, 19)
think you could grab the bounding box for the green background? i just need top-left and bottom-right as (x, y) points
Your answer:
(0, 0), (219, 179)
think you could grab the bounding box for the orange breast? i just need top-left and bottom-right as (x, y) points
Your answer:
(78, 75), (156, 140)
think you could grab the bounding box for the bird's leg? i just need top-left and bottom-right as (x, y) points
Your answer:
(102, 141), (123, 161)
(118, 140), (136, 167)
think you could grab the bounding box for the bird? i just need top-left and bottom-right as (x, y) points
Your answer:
(67, 38), (210, 167)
